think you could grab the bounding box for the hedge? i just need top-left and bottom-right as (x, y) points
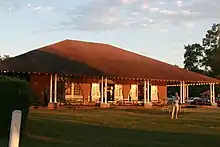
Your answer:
(0, 76), (33, 138)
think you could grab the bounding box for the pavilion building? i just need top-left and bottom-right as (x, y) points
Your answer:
(0, 40), (219, 108)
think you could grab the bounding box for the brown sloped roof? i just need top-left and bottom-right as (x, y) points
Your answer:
(0, 39), (219, 83)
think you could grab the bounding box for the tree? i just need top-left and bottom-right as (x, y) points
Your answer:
(202, 23), (220, 77)
(183, 43), (204, 73)
(183, 23), (220, 78)
(183, 23), (220, 96)
(0, 55), (10, 61)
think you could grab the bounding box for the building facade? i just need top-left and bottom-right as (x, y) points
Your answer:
(0, 39), (219, 108)
(30, 74), (167, 107)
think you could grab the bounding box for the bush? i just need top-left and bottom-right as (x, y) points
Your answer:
(0, 76), (33, 138)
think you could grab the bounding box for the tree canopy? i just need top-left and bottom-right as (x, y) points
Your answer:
(183, 23), (220, 78)
(184, 43), (204, 73)
(0, 55), (10, 61)
(183, 23), (220, 96)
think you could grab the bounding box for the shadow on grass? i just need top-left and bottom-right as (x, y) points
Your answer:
(14, 117), (219, 147)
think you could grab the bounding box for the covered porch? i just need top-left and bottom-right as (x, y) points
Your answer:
(36, 73), (219, 109)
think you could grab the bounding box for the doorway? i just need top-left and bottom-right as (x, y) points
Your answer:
(138, 85), (144, 101)
(99, 83), (115, 102)
(107, 84), (115, 102)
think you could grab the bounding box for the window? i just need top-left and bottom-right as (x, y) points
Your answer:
(65, 82), (72, 95)
(73, 83), (83, 96)
(129, 85), (138, 100)
(92, 83), (100, 97)
(115, 84), (122, 97)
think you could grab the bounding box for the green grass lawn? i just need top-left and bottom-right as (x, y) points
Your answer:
(1, 108), (220, 147)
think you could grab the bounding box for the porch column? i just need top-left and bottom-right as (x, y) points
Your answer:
(104, 77), (107, 103)
(147, 80), (150, 103)
(212, 83), (216, 103)
(210, 83), (213, 103)
(182, 82), (186, 103)
(54, 74), (57, 103)
(101, 77), (104, 103)
(186, 85), (189, 101)
(144, 80), (147, 104)
(49, 74), (53, 103)
(180, 82), (183, 104)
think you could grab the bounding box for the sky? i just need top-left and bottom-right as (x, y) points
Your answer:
(1, 0), (220, 67)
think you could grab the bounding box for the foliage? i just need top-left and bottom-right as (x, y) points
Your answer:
(184, 43), (204, 73)
(183, 23), (220, 78)
(189, 85), (209, 97)
(30, 92), (42, 107)
(0, 76), (32, 138)
(183, 23), (220, 96)
(0, 55), (10, 62)
(202, 23), (220, 77)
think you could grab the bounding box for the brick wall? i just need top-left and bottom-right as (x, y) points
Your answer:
(157, 86), (168, 104)
(30, 74), (50, 104)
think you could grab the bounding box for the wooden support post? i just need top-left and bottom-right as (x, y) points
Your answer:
(101, 77), (104, 103)
(54, 74), (57, 103)
(182, 82), (185, 103)
(144, 80), (147, 104)
(147, 80), (150, 103)
(180, 82), (183, 104)
(105, 77), (107, 103)
(210, 83), (213, 103)
(210, 83), (217, 106)
(49, 74), (53, 103)
(186, 85), (189, 101)
(213, 83), (216, 103)
(100, 77), (110, 108)
(144, 80), (151, 108)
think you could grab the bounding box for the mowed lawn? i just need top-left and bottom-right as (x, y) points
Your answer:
(1, 107), (220, 147)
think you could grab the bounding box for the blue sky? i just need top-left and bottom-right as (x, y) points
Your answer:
(1, 0), (220, 67)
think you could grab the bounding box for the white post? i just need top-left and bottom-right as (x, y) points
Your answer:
(180, 82), (183, 104)
(101, 77), (104, 103)
(185, 84), (187, 103)
(144, 80), (147, 104)
(182, 82), (185, 103)
(183, 82), (187, 103)
(147, 80), (150, 103)
(9, 110), (22, 147)
(186, 85), (189, 101)
(188, 85), (189, 98)
(210, 83), (213, 103)
(49, 74), (53, 103)
(54, 74), (57, 103)
(213, 83), (215, 103)
(105, 77), (107, 103)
